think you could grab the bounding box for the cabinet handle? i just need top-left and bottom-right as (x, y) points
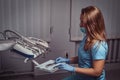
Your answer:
(50, 26), (53, 34)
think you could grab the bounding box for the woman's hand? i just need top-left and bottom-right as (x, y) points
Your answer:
(58, 63), (75, 72)
(55, 57), (70, 63)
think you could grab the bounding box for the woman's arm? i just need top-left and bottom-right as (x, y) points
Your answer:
(75, 60), (105, 77)
(70, 56), (78, 64)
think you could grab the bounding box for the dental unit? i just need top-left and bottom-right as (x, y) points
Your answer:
(0, 29), (60, 73)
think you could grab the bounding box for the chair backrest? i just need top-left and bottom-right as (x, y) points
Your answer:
(106, 38), (120, 63)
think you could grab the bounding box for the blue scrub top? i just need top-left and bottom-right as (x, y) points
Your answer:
(77, 37), (108, 80)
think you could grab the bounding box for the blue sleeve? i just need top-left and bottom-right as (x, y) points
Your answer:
(91, 41), (108, 60)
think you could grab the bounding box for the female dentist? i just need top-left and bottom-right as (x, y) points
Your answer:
(56, 6), (108, 80)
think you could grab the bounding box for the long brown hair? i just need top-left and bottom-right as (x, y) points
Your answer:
(81, 6), (106, 51)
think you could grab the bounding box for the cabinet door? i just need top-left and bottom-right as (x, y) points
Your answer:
(49, 0), (73, 59)
(0, 0), (51, 41)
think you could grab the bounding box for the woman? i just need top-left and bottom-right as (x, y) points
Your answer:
(56, 6), (108, 80)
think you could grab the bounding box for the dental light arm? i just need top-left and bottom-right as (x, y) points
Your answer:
(4, 29), (49, 59)
(0, 29), (60, 73)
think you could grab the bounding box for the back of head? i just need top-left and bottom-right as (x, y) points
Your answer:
(81, 6), (106, 50)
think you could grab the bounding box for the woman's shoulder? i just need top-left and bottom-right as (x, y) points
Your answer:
(91, 40), (108, 60)
(92, 40), (108, 51)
